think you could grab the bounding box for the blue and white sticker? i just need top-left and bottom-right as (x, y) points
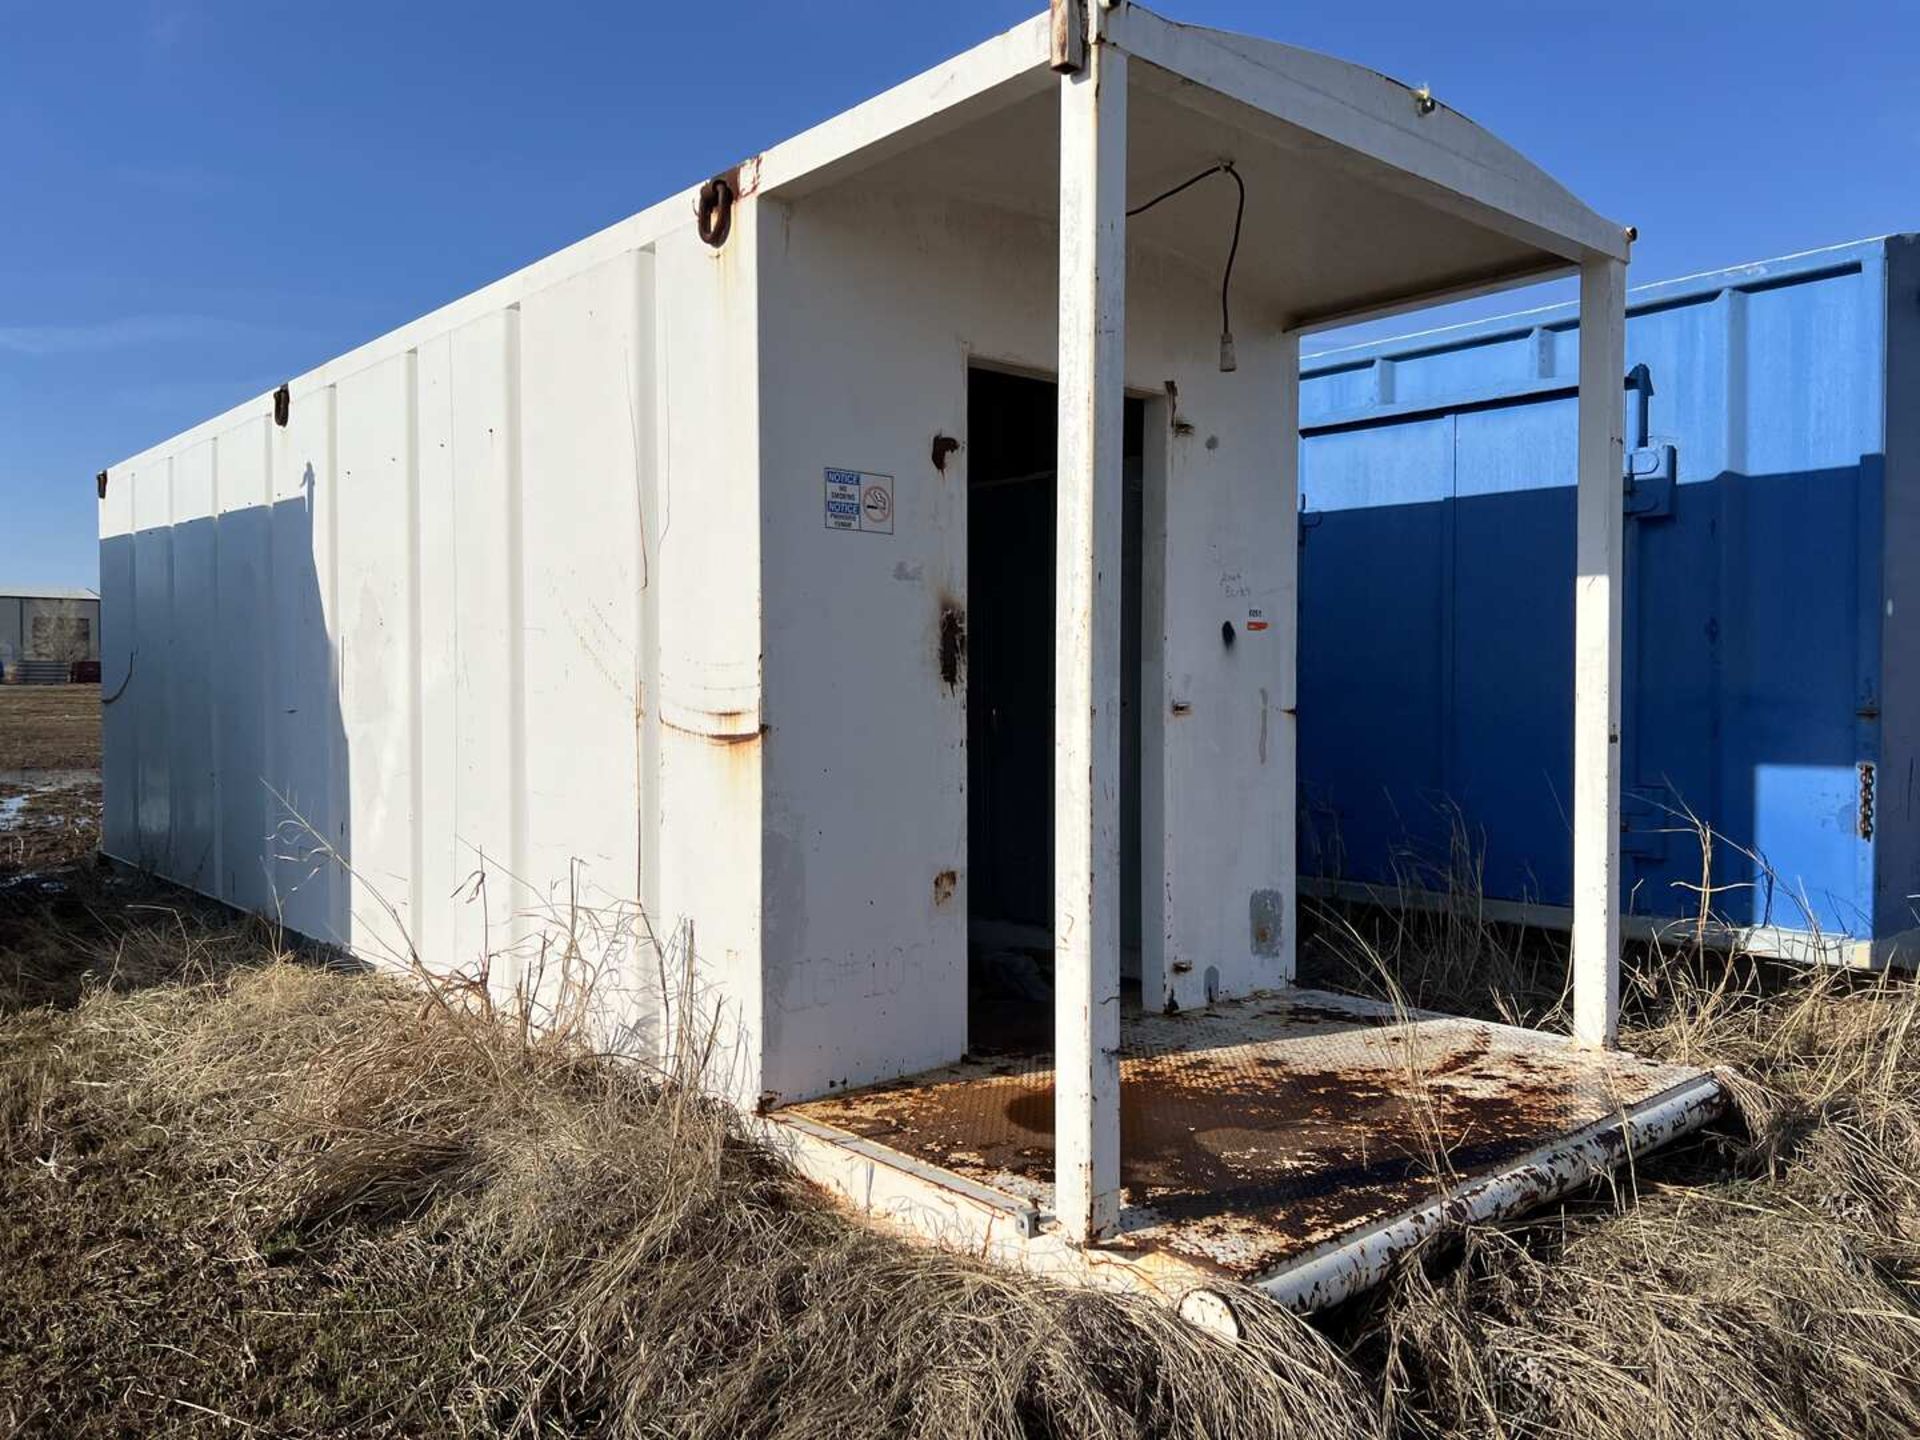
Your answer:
(825, 467), (893, 535)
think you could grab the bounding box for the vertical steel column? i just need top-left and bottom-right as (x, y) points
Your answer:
(1573, 255), (1627, 1048)
(1055, 16), (1127, 1242)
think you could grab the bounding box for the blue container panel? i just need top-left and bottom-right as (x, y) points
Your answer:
(1448, 401), (1578, 907)
(1299, 244), (1890, 940)
(1388, 334), (1550, 409)
(1296, 418), (1452, 886)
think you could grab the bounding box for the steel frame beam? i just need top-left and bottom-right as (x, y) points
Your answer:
(1054, 6), (1128, 1243)
(1573, 255), (1628, 1047)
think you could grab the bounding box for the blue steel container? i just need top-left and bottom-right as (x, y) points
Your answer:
(1298, 236), (1920, 963)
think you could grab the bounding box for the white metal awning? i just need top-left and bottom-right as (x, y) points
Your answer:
(757, 5), (1630, 331)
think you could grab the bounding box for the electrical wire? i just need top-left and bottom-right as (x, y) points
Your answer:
(1126, 162), (1246, 354)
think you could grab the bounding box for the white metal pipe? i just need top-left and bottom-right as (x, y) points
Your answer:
(1054, 25), (1128, 1244)
(1246, 1072), (1726, 1315)
(1572, 254), (1628, 1047)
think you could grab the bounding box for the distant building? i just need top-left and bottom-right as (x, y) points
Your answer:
(0, 587), (101, 680)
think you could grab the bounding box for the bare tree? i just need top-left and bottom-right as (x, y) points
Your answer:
(29, 598), (94, 664)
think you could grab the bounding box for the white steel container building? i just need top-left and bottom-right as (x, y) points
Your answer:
(99, 2), (1720, 1320)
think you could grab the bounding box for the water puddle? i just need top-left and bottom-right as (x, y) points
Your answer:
(0, 768), (100, 833)
(0, 768), (99, 791)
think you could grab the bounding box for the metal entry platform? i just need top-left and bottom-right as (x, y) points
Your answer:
(770, 989), (1723, 1318)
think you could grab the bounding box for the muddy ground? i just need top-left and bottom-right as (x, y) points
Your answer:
(0, 686), (101, 773)
(0, 687), (101, 878)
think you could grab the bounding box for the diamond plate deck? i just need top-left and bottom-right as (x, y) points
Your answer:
(784, 988), (1711, 1282)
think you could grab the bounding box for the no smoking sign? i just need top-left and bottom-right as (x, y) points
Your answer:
(824, 467), (895, 535)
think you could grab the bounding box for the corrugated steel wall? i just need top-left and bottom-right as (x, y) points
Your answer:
(99, 249), (662, 1021)
(1298, 237), (1916, 952)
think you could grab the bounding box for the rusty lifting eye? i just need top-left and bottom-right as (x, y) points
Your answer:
(696, 176), (735, 249)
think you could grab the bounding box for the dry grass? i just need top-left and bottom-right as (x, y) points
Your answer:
(1300, 828), (1920, 1440)
(9, 680), (1920, 1436)
(0, 867), (1376, 1440)
(16, 865), (1920, 1440)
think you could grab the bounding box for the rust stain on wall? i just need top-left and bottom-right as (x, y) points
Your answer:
(662, 713), (764, 746)
(938, 601), (967, 691)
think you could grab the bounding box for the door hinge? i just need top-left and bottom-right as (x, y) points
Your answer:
(1624, 443), (1677, 517)
(1621, 363), (1675, 518)
(1297, 501), (1323, 549)
(1859, 762), (1876, 840)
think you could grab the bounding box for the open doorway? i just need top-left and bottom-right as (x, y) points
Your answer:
(966, 366), (1145, 1054)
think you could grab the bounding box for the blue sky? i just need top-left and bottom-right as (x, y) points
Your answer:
(3, 0), (1912, 589)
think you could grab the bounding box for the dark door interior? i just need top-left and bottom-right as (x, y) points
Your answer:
(966, 367), (1144, 1049)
